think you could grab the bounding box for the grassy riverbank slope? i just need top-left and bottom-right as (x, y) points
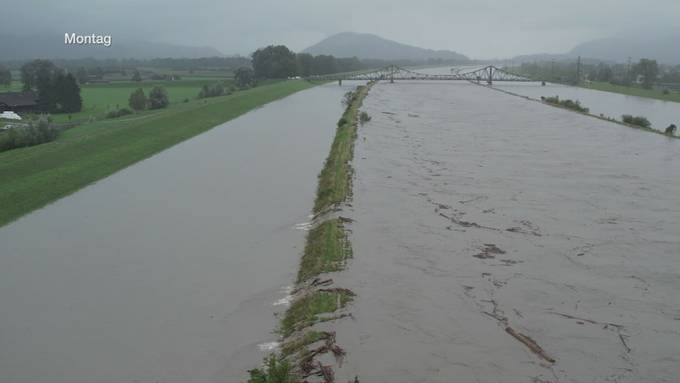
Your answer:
(0, 80), (315, 228)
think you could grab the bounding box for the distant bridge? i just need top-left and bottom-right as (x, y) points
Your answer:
(308, 65), (538, 84)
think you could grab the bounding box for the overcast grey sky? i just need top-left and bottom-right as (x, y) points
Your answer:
(4, 0), (680, 58)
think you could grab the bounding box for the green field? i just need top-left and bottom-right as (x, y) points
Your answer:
(2, 79), (234, 123)
(584, 81), (680, 103)
(0, 80), (315, 227)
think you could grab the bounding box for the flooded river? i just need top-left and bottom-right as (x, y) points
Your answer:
(0, 84), (346, 383)
(494, 82), (680, 132)
(333, 81), (680, 382)
(419, 65), (680, 132)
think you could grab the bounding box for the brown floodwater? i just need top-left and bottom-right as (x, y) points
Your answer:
(0, 84), (349, 383)
(331, 81), (680, 382)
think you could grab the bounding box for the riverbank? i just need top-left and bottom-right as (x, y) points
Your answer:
(249, 83), (372, 382)
(488, 84), (679, 139)
(583, 81), (680, 104)
(0, 80), (316, 227)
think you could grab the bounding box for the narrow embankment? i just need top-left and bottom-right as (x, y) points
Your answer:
(0, 80), (317, 227)
(248, 83), (373, 383)
(483, 84), (679, 139)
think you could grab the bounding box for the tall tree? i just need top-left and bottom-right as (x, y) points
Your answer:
(251, 45), (297, 79)
(20, 59), (58, 92)
(234, 67), (255, 88)
(147, 86), (169, 109)
(128, 88), (147, 111)
(634, 59), (659, 89)
(296, 53), (314, 77)
(312, 55), (338, 75)
(0, 65), (11, 86)
(54, 73), (82, 113)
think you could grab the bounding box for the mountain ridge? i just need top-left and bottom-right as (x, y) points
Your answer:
(303, 32), (469, 62)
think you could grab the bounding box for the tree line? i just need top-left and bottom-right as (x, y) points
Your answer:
(250, 45), (389, 79)
(0, 65), (11, 85)
(0, 56), (251, 74)
(515, 58), (680, 89)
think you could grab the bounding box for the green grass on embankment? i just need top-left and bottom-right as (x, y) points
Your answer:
(247, 83), (372, 382)
(584, 81), (680, 103)
(0, 80), (315, 228)
(280, 289), (354, 337)
(313, 84), (370, 214)
(297, 219), (352, 283)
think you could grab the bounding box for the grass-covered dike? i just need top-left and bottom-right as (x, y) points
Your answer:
(313, 85), (371, 214)
(248, 82), (373, 383)
(0, 80), (315, 227)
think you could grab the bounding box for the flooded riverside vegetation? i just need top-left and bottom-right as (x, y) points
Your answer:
(326, 81), (680, 382)
(250, 83), (372, 382)
(494, 81), (680, 132)
(0, 84), (350, 383)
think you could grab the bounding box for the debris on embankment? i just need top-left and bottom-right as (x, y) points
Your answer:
(248, 82), (374, 383)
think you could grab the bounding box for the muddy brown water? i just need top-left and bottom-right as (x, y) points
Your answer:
(330, 81), (680, 382)
(493, 82), (680, 132)
(0, 84), (350, 383)
(419, 65), (680, 132)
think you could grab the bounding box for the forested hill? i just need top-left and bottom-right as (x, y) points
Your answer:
(303, 32), (469, 63)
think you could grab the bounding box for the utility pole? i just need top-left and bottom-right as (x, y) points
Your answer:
(575, 56), (581, 85)
(626, 56), (632, 83)
(551, 59), (555, 80)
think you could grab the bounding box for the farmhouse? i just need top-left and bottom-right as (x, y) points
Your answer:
(0, 91), (39, 113)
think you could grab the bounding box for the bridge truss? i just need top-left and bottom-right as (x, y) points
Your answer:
(309, 65), (536, 84)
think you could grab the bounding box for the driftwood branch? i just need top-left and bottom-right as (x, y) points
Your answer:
(505, 326), (555, 363)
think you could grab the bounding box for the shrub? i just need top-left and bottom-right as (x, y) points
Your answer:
(247, 355), (294, 383)
(234, 67), (255, 89)
(359, 111), (371, 124)
(662, 89), (670, 95)
(106, 108), (133, 119)
(198, 82), (226, 99)
(0, 117), (58, 152)
(148, 86), (169, 109)
(542, 95), (589, 113)
(342, 90), (355, 108)
(128, 88), (147, 111)
(621, 114), (651, 128)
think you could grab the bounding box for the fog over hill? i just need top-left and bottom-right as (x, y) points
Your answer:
(568, 32), (680, 64)
(0, 34), (223, 60)
(303, 32), (469, 62)
(510, 31), (680, 65)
